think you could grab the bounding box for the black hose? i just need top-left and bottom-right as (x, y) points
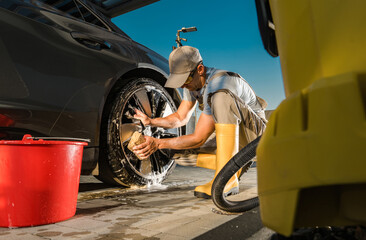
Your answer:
(211, 136), (261, 213)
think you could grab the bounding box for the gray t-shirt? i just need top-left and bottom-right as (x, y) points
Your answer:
(183, 67), (263, 115)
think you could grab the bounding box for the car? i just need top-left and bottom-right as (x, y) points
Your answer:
(0, 0), (188, 187)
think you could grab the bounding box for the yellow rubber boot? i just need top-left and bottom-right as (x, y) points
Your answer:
(194, 124), (239, 199)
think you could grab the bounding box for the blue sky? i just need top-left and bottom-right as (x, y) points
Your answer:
(113, 0), (285, 109)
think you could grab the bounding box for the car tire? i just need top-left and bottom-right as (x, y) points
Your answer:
(98, 77), (181, 186)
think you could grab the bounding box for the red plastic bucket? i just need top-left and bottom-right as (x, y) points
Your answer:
(0, 134), (88, 227)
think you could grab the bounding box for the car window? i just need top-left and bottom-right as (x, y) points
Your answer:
(38, 0), (110, 30)
(0, 0), (65, 29)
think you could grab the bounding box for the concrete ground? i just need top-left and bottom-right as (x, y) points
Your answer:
(0, 165), (274, 240)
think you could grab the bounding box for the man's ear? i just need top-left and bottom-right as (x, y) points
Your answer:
(197, 64), (205, 75)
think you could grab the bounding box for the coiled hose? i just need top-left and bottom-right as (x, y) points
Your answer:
(211, 136), (261, 213)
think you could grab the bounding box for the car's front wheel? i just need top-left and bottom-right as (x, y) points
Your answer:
(99, 78), (181, 186)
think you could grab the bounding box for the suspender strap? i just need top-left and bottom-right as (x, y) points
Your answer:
(210, 71), (241, 80)
(209, 71), (268, 110)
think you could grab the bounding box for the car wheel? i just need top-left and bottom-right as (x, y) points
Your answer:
(99, 78), (181, 186)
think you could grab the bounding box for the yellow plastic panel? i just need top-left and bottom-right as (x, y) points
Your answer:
(260, 189), (299, 236)
(270, 0), (366, 96)
(257, 73), (366, 236)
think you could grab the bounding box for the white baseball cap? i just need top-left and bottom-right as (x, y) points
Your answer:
(165, 46), (203, 88)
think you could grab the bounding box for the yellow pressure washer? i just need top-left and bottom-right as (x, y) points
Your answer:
(212, 0), (366, 236)
(255, 0), (366, 236)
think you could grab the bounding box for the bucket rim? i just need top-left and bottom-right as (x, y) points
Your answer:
(0, 135), (89, 146)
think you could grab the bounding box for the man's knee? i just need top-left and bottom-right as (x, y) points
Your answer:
(211, 92), (233, 108)
(210, 92), (239, 124)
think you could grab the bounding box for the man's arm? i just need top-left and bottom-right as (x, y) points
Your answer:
(134, 100), (196, 129)
(133, 113), (216, 159)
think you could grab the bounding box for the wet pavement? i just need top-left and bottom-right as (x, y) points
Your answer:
(0, 165), (274, 240)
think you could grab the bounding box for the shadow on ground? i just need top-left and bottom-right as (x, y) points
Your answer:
(194, 207), (263, 240)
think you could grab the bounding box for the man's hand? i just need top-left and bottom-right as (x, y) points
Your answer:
(133, 136), (159, 159)
(134, 109), (151, 126)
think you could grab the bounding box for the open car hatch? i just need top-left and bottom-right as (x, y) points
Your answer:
(88, 0), (159, 18)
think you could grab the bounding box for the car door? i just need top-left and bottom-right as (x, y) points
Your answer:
(0, 0), (136, 140)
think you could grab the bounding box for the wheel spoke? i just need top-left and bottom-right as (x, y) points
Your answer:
(140, 159), (153, 175)
(157, 149), (171, 159)
(123, 103), (135, 120)
(150, 152), (163, 173)
(155, 99), (168, 119)
(151, 90), (162, 118)
(134, 88), (152, 117)
(159, 132), (179, 138)
(119, 122), (141, 143)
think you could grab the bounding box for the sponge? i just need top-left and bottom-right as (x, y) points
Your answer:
(127, 131), (146, 160)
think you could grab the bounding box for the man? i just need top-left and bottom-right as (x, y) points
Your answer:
(133, 46), (267, 198)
